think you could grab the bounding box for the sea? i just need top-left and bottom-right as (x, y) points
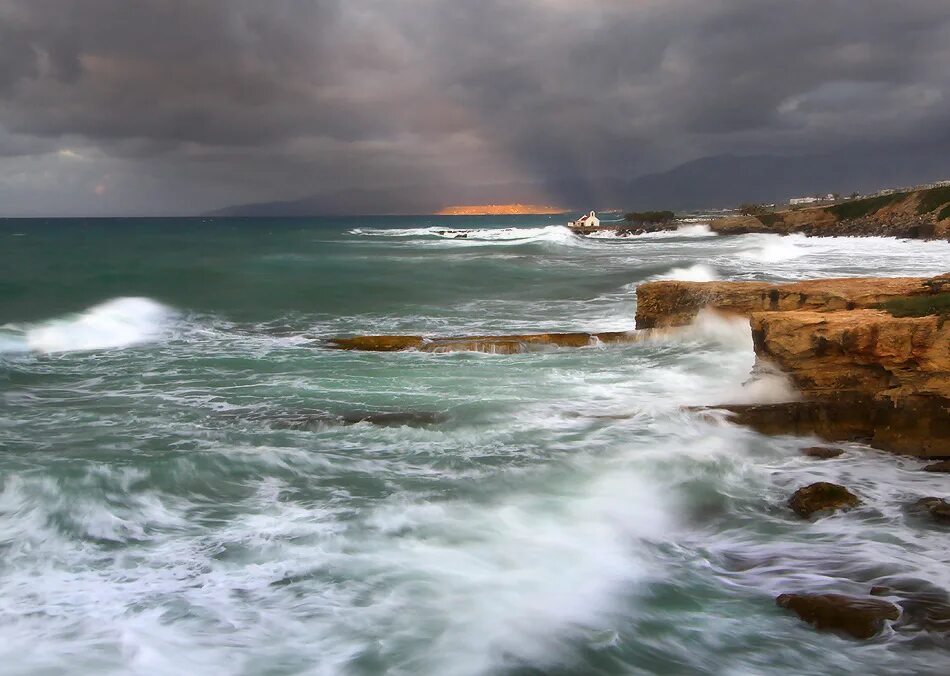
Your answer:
(1, 215), (949, 675)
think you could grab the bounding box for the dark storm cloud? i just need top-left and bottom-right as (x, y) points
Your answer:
(0, 0), (949, 215)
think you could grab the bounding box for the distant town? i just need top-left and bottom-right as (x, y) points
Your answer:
(773, 178), (950, 210)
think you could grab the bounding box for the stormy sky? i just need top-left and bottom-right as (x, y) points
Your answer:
(1, 0), (950, 216)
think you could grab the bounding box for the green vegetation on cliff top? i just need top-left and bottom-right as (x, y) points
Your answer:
(818, 185), (949, 222)
(755, 213), (784, 227)
(876, 293), (950, 319)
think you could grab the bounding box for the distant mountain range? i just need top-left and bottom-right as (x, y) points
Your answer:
(207, 144), (950, 216)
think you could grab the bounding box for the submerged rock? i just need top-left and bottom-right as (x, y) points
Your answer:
(234, 409), (449, 430)
(776, 593), (900, 639)
(802, 446), (844, 459)
(923, 460), (950, 473)
(788, 482), (860, 518)
(284, 411), (447, 430)
(913, 497), (950, 523)
(870, 580), (950, 635)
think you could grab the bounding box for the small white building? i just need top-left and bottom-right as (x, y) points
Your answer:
(789, 196), (820, 206)
(569, 211), (600, 228)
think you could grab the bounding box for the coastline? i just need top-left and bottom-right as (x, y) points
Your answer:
(331, 273), (950, 458)
(571, 184), (950, 241)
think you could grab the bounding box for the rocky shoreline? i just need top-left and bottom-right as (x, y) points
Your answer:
(637, 273), (949, 456)
(328, 272), (949, 640)
(330, 274), (949, 457)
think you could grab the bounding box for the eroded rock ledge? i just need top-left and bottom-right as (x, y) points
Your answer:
(327, 331), (645, 354)
(635, 275), (947, 329)
(639, 274), (950, 456)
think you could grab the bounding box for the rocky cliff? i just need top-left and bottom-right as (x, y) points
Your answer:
(711, 186), (950, 240)
(636, 274), (950, 456)
(737, 309), (950, 455)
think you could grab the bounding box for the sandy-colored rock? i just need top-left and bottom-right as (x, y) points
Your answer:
(776, 593), (900, 639)
(750, 309), (950, 400)
(635, 274), (945, 328)
(788, 482), (860, 518)
(327, 331), (643, 354)
(741, 309), (950, 456)
(923, 460), (950, 473)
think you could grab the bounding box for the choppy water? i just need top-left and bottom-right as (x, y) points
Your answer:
(1, 216), (949, 675)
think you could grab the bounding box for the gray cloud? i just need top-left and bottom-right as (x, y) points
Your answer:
(0, 0), (949, 215)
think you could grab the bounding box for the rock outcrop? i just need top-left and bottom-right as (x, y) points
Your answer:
(743, 309), (949, 456)
(776, 593), (900, 639)
(637, 274), (950, 456)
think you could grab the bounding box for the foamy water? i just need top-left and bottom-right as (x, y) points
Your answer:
(1, 217), (948, 675)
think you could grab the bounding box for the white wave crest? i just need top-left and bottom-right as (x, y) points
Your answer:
(652, 263), (720, 282)
(673, 310), (754, 350)
(2, 297), (174, 354)
(587, 224), (715, 239)
(351, 224), (584, 246)
(739, 235), (806, 263)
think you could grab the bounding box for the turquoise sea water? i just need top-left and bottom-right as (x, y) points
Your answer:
(1, 216), (949, 675)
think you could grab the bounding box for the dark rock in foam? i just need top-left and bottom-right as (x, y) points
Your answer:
(788, 482), (860, 518)
(776, 593), (900, 639)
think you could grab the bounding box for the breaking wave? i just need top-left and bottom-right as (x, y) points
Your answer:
(739, 235), (806, 263)
(586, 224), (715, 239)
(652, 263), (721, 282)
(0, 297), (174, 354)
(351, 225), (586, 247)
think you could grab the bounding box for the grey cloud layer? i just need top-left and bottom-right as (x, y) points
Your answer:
(1, 0), (948, 214)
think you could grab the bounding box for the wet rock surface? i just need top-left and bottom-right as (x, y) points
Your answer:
(788, 482), (860, 518)
(776, 593), (901, 639)
(720, 394), (949, 458)
(870, 579), (950, 636)
(923, 460), (950, 473)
